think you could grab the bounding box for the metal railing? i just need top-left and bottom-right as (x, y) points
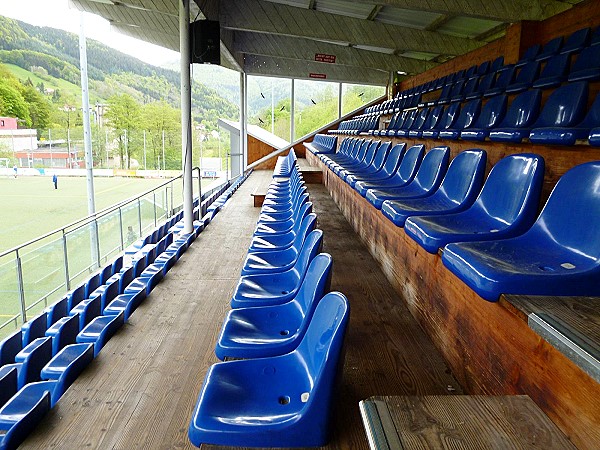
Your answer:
(0, 168), (224, 337)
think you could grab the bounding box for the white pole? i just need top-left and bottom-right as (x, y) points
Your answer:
(180, 0), (194, 234)
(291, 78), (295, 142)
(105, 129), (109, 168)
(79, 13), (99, 267)
(338, 82), (343, 119)
(49, 129), (53, 167)
(143, 130), (147, 170)
(162, 130), (166, 171)
(240, 72), (248, 174)
(271, 78), (275, 135)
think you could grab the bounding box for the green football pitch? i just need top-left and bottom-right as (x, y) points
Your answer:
(0, 175), (210, 335)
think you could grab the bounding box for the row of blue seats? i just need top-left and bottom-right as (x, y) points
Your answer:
(329, 114), (380, 135)
(188, 164), (350, 448)
(360, 26), (600, 132)
(370, 81), (600, 146)
(303, 134), (337, 154)
(273, 148), (298, 177)
(0, 175), (250, 450)
(311, 137), (600, 303)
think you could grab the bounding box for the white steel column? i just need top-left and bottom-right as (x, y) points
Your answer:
(338, 82), (343, 118)
(180, 0), (193, 234)
(240, 72), (248, 172)
(79, 13), (100, 267)
(290, 78), (295, 142)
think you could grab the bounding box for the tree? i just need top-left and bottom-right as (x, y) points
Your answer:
(105, 93), (141, 169)
(141, 101), (180, 170)
(0, 81), (31, 126)
(21, 84), (51, 134)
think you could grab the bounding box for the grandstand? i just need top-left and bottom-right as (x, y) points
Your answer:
(1, 1), (600, 449)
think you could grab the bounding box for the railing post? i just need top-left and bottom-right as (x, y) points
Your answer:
(118, 208), (124, 251)
(94, 218), (101, 267)
(138, 198), (143, 236)
(170, 182), (174, 217)
(153, 191), (157, 226)
(15, 249), (27, 324)
(62, 229), (71, 291)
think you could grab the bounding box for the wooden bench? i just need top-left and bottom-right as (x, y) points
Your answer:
(360, 395), (576, 450)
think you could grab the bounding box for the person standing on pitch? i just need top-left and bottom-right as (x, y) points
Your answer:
(52, 173), (58, 189)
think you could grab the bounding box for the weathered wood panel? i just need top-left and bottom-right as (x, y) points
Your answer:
(308, 150), (600, 449)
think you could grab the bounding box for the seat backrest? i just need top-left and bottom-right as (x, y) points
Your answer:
(513, 61), (540, 84)
(491, 56), (504, 71)
(472, 153), (545, 227)
(438, 84), (452, 101)
(452, 99), (481, 130)
(85, 274), (101, 299)
(464, 65), (477, 78)
(449, 80), (465, 98)
(353, 139), (371, 163)
(293, 229), (324, 280)
(409, 147), (450, 193)
(0, 366), (18, 408)
(532, 81), (588, 128)
(497, 89), (541, 128)
(22, 312), (48, 347)
(370, 141), (392, 171)
(570, 45), (600, 73)
(395, 145), (425, 184)
(100, 264), (113, 285)
(68, 283), (86, 311)
(422, 105), (443, 130)
(533, 161), (600, 256)
(537, 53), (570, 80)
(18, 337), (53, 385)
(593, 27), (600, 46)
(478, 60), (491, 74)
(577, 91), (600, 128)
(463, 76), (479, 97)
(296, 253), (333, 315)
(520, 44), (541, 63)
(52, 314), (80, 354)
(473, 94), (507, 129)
(435, 150), (487, 205)
(402, 109), (418, 130)
(437, 103), (461, 130)
(0, 329), (22, 365)
(561, 27), (590, 54)
(536, 36), (563, 60)
(45, 296), (68, 328)
(111, 255), (123, 275)
(295, 292), (350, 411)
(119, 266), (135, 294)
(411, 108), (430, 130)
(380, 143), (406, 177)
(492, 66), (516, 89)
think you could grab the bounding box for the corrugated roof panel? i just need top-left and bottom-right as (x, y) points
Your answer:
(353, 44), (396, 54)
(400, 51), (439, 61)
(436, 16), (503, 39)
(315, 0), (374, 20)
(375, 6), (442, 29)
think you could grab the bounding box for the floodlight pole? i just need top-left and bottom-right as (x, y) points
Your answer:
(79, 13), (100, 268)
(180, 0), (194, 234)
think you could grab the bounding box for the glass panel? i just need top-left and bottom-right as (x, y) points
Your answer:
(341, 83), (386, 116)
(97, 210), (123, 262)
(294, 79), (340, 140)
(0, 253), (22, 338)
(65, 222), (96, 288)
(140, 193), (157, 236)
(19, 233), (67, 315)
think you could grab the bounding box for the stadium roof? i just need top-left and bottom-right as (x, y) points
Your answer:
(70, 0), (581, 84)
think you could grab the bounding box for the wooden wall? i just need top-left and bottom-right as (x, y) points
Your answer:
(307, 150), (600, 449)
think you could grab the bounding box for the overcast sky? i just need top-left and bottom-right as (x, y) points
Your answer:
(0, 0), (180, 67)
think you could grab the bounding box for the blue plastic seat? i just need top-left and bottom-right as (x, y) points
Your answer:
(532, 53), (570, 89)
(438, 99), (481, 140)
(590, 127), (600, 146)
(530, 85), (598, 145)
(490, 56), (504, 72)
(478, 61), (490, 75)
(257, 193), (309, 223)
(535, 36), (563, 61)
(561, 27), (591, 54)
(456, 76), (479, 103)
(0, 383), (51, 450)
(405, 154), (545, 254)
(232, 229), (323, 309)
(489, 90), (542, 143)
(366, 147), (450, 209)
(355, 145), (425, 198)
(448, 80), (466, 103)
(526, 81), (588, 144)
(43, 296), (68, 328)
(189, 292), (350, 448)
(76, 311), (125, 357)
(254, 202), (312, 236)
(347, 143), (406, 189)
(69, 294), (102, 330)
(403, 108), (430, 137)
(217, 253), (332, 360)
(21, 313), (47, 347)
(443, 161), (600, 302)
(429, 84), (452, 106)
(421, 103), (460, 139)
(484, 66), (515, 97)
(242, 229), (323, 277)
(394, 110), (418, 137)
(3, 337), (53, 389)
(0, 366), (18, 408)
(336, 141), (380, 178)
(104, 289), (146, 321)
(84, 273), (101, 299)
(45, 314), (79, 356)
(460, 95), (508, 141)
(381, 150), (487, 227)
(505, 61), (540, 94)
(515, 44), (540, 67)
(568, 45), (600, 82)
(0, 330), (22, 366)
(248, 213), (316, 253)
(341, 141), (392, 182)
(410, 105), (443, 139)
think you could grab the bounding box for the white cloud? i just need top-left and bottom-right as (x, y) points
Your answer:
(0, 0), (179, 67)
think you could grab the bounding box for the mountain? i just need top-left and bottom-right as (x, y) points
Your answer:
(0, 15), (238, 130)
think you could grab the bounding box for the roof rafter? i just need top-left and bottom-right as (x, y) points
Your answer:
(220, 0), (481, 56)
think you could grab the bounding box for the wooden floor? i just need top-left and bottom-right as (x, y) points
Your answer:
(22, 169), (461, 450)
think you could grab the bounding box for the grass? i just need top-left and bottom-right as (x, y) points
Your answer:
(0, 175), (211, 336)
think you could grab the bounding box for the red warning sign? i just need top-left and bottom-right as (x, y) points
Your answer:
(309, 73), (327, 79)
(315, 53), (336, 63)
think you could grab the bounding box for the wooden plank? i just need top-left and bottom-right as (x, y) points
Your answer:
(362, 395), (576, 450)
(307, 150), (600, 449)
